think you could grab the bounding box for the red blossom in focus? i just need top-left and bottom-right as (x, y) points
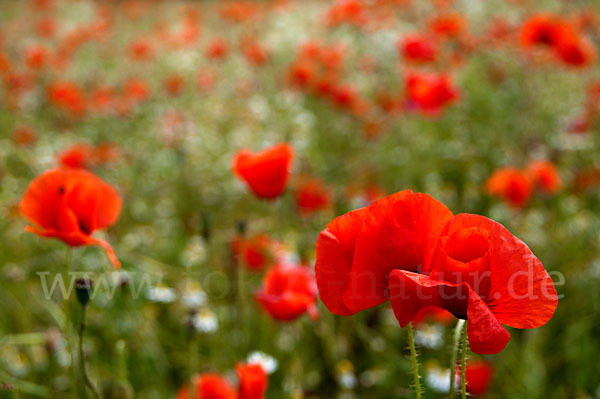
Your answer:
(315, 190), (557, 354)
(232, 143), (294, 199)
(20, 168), (122, 268)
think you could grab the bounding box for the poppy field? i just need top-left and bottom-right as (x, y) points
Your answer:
(1, 0), (600, 398)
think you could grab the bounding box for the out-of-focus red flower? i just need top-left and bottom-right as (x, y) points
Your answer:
(412, 306), (455, 326)
(485, 167), (533, 208)
(47, 81), (86, 116)
(220, 2), (258, 23)
(20, 168), (122, 268)
(90, 85), (114, 113)
(574, 168), (600, 192)
(123, 77), (150, 102)
(242, 41), (269, 66)
(527, 161), (561, 194)
(58, 143), (95, 169)
(400, 34), (438, 63)
(405, 71), (459, 115)
(325, 0), (369, 28)
(12, 126), (37, 147)
(36, 17), (56, 37)
(232, 234), (273, 271)
(455, 360), (494, 396)
(176, 373), (236, 399)
(25, 45), (51, 69)
(164, 74), (185, 96)
(429, 13), (467, 39)
(206, 38), (229, 60)
(294, 177), (332, 215)
(519, 14), (569, 48)
(128, 38), (154, 61)
(256, 264), (319, 321)
(519, 13), (596, 67)
(232, 143), (294, 199)
(94, 142), (120, 164)
(197, 69), (217, 91)
(554, 33), (596, 67)
(236, 363), (268, 399)
(288, 59), (316, 88)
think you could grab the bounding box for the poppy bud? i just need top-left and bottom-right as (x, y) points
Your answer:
(75, 277), (93, 306)
(236, 220), (247, 236)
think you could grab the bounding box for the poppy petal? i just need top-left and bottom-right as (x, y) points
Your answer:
(388, 270), (510, 354)
(316, 191), (412, 315)
(439, 214), (557, 329)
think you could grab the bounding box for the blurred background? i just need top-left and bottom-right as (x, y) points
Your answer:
(1, 0), (600, 398)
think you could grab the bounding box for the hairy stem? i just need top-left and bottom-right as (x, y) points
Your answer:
(449, 319), (466, 398)
(461, 321), (468, 399)
(407, 322), (422, 399)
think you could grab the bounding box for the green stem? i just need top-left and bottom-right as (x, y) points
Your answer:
(460, 321), (468, 399)
(63, 248), (76, 398)
(407, 322), (422, 399)
(237, 251), (247, 349)
(449, 319), (466, 398)
(78, 306), (101, 399)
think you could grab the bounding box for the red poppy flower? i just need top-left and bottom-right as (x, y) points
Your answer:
(236, 363), (268, 399)
(12, 126), (37, 147)
(232, 234), (273, 271)
(315, 190), (453, 315)
(25, 45), (51, 69)
(400, 34), (438, 63)
(294, 177), (332, 215)
(36, 17), (57, 38)
(315, 191), (557, 354)
(165, 74), (185, 96)
(47, 80), (86, 116)
(177, 373), (236, 399)
(206, 38), (229, 60)
(20, 168), (122, 268)
(242, 39), (269, 66)
(232, 143), (294, 199)
(123, 78), (150, 102)
(519, 14), (569, 48)
(389, 213), (557, 354)
(527, 161), (561, 194)
(412, 305), (455, 326)
(256, 264), (319, 321)
(128, 38), (154, 61)
(455, 359), (494, 396)
(485, 167), (533, 208)
(429, 13), (467, 39)
(554, 33), (596, 67)
(58, 143), (95, 169)
(405, 71), (459, 115)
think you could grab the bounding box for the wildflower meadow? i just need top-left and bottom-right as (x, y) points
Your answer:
(0, 0), (599, 398)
